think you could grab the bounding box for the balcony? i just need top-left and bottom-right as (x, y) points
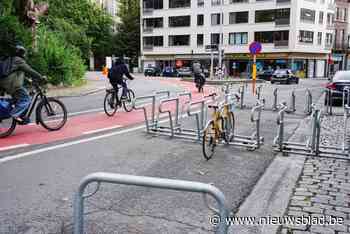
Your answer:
(275, 18), (290, 26)
(274, 40), (289, 47)
(143, 45), (154, 51)
(276, 0), (290, 3)
(143, 27), (154, 33)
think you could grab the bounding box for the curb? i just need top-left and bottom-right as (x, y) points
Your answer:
(48, 87), (106, 99)
(180, 77), (266, 85)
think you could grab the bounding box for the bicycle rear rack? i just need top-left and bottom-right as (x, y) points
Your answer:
(74, 172), (230, 234)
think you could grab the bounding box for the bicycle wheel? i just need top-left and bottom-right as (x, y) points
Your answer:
(37, 98), (67, 131)
(104, 91), (118, 116)
(202, 121), (217, 160)
(123, 89), (135, 112)
(0, 118), (16, 138)
(223, 112), (235, 143)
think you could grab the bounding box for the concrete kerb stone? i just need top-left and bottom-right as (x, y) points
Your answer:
(181, 77), (266, 85)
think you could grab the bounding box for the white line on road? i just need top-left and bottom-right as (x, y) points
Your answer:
(0, 144), (30, 152)
(83, 125), (122, 135)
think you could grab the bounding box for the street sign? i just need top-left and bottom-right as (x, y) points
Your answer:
(249, 42), (262, 55)
(205, 44), (218, 52)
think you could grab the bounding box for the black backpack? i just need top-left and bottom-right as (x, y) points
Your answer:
(0, 57), (14, 79)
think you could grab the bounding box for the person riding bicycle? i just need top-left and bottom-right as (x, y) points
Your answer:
(108, 57), (134, 102)
(0, 45), (46, 123)
(193, 61), (205, 88)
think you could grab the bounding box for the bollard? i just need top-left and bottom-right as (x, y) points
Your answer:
(255, 85), (262, 100)
(305, 89), (313, 115)
(272, 88), (278, 111)
(251, 100), (264, 149)
(238, 85), (245, 109)
(289, 90), (296, 113)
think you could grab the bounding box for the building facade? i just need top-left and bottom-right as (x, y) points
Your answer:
(140, 0), (336, 78)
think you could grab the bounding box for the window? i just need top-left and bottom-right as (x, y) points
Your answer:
(143, 36), (164, 47)
(255, 10), (275, 23)
(326, 33), (333, 46)
(143, 18), (163, 28)
(211, 13), (222, 25)
(255, 31), (274, 43)
(344, 8), (347, 22)
(169, 0), (190, 8)
(274, 30), (289, 42)
(197, 0), (204, 6)
(229, 32), (248, 45)
(300, 8), (315, 23)
(336, 7), (340, 20)
(299, 30), (314, 43)
(197, 34), (204, 46)
(211, 33), (220, 45)
(327, 13), (334, 25)
(169, 15), (191, 27)
(230, 0), (248, 3)
(169, 35), (190, 46)
(212, 0), (221, 5)
(317, 32), (322, 45)
(275, 8), (290, 25)
(143, 0), (163, 9)
(229, 11), (248, 24)
(319, 11), (324, 24)
(197, 14), (204, 26)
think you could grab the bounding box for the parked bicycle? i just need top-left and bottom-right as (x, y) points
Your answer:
(202, 96), (237, 160)
(0, 81), (67, 138)
(103, 80), (135, 116)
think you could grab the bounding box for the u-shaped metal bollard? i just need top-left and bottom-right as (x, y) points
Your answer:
(272, 88), (278, 111)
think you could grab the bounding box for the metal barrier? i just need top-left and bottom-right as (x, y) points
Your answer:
(73, 172), (230, 234)
(273, 102), (350, 159)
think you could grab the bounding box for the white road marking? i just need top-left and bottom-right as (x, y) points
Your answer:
(0, 144), (30, 152)
(83, 125), (122, 135)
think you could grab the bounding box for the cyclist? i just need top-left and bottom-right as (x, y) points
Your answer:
(193, 60), (205, 91)
(108, 57), (134, 102)
(0, 45), (46, 123)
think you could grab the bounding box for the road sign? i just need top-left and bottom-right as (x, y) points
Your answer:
(249, 42), (262, 55)
(205, 44), (218, 52)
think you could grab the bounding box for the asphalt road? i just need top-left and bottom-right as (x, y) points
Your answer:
(0, 77), (327, 233)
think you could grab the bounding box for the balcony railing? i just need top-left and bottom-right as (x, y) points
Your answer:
(143, 27), (154, 33)
(276, 0), (291, 3)
(274, 40), (289, 47)
(275, 18), (290, 26)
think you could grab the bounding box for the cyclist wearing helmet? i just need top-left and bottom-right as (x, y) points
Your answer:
(0, 45), (46, 123)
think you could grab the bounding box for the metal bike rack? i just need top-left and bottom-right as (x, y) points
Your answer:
(287, 90), (296, 113)
(255, 85), (263, 101)
(238, 85), (245, 109)
(305, 89), (313, 115)
(274, 103), (350, 159)
(73, 172), (230, 234)
(272, 88), (278, 111)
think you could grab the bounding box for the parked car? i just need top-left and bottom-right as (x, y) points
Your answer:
(162, 67), (178, 77)
(257, 70), (274, 81)
(177, 67), (192, 77)
(325, 70), (350, 105)
(144, 66), (161, 76)
(271, 69), (299, 84)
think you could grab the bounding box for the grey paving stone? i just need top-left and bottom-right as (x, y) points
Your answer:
(291, 200), (312, 207)
(303, 207), (323, 214)
(289, 206), (302, 211)
(295, 191), (314, 196)
(327, 224), (347, 232)
(293, 196), (308, 201)
(288, 211), (309, 217)
(310, 225), (335, 234)
(292, 231), (311, 234)
(324, 210), (347, 219)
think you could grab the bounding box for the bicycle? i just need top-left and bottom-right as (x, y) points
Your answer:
(0, 82), (68, 138)
(103, 80), (135, 116)
(202, 96), (237, 160)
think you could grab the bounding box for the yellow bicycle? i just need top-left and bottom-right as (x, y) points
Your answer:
(202, 101), (235, 160)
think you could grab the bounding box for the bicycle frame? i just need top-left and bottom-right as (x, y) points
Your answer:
(24, 84), (51, 122)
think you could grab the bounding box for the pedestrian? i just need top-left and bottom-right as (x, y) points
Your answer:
(0, 45), (47, 123)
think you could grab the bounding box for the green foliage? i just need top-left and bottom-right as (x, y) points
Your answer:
(29, 27), (86, 86)
(0, 15), (32, 56)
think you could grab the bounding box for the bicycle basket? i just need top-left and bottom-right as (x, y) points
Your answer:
(0, 99), (12, 119)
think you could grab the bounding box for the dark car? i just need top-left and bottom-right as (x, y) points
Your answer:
(162, 67), (178, 77)
(271, 69), (299, 84)
(177, 67), (192, 77)
(144, 66), (161, 76)
(325, 70), (350, 105)
(257, 70), (274, 81)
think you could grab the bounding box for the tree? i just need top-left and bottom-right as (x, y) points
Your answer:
(113, 0), (140, 67)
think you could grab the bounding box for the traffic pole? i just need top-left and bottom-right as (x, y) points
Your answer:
(252, 54), (257, 95)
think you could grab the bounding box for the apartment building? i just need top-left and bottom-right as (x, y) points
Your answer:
(140, 0), (336, 78)
(332, 0), (350, 72)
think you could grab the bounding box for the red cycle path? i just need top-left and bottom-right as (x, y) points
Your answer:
(0, 79), (216, 151)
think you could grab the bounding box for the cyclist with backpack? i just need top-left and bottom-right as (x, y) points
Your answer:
(107, 57), (134, 102)
(0, 45), (47, 123)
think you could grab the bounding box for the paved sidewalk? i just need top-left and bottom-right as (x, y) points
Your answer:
(280, 115), (350, 234)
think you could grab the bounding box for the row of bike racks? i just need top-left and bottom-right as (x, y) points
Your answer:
(324, 87), (350, 116)
(73, 172), (230, 234)
(273, 102), (350, 159)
